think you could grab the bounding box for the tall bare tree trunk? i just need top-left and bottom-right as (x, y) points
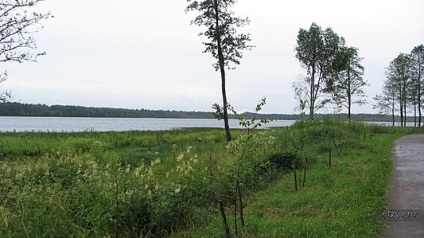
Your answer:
(392, 95), (395, 126)
(347, 70), (352, 120)
(403, 97), (407, 127)
(399, 88), (404, 127)
(221, 73), (231, 142)
(419, 67), (422, 127)
(213, 0), (231, 142)
(403, 81), (407, 127)
(309, 66), (316, 119)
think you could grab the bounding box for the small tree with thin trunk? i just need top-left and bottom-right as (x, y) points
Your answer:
(373, 83), (397, 126)
(385, 53), (412, 127)
(186, 0), (253, 142)
(0, 0), (52, 102)
(330, 46), (367, 119)
(410, 45), (424, 127)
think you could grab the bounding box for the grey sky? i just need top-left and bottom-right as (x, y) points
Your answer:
(3, 0), (424, 114)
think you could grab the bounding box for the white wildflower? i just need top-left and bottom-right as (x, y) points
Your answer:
(147, 168), (153, 177)
(175, 185), (181, 194)
(176, 154), (184, 162)
(154, 158), (161, 165)
(134, 167), (141, 177)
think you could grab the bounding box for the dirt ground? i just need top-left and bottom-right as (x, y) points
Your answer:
(383, 135), (424, 238)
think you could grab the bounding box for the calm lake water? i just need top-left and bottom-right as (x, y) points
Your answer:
(0, 117), (296, 132)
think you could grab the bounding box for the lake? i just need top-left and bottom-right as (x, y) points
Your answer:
(0, 117), (297, 132)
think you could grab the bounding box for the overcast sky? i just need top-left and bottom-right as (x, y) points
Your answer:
(2, 0), (424, 114)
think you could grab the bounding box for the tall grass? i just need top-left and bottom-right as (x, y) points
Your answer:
(0, 128), (269, 237)
(1, 122), (422, 237)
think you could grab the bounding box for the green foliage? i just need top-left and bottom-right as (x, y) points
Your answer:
(330, 46), (368, 117)
(268, 152), (301, 172)
(185, 0), (253, 71)
(0, 102), (217, 118)
(229, 97), (275, 134)
(377, 43), (424, 127)
(0, 128), (275, 237)
(0, 101), (416, 122)
(294, 23), (346, 118)
(177, 125), (421, 237)
(186, 0), (255, 142)
(1, 123), (423, 237)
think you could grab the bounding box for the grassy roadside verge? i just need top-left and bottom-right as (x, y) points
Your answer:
(174, 133), (406, 237)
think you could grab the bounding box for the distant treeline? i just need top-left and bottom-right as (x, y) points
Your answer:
(0, 102), (398, 122)
(0, 102), (216, 118)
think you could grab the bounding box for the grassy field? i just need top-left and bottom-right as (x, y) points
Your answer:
(1, 120), (422, 237)
(175, 133), (402, 237)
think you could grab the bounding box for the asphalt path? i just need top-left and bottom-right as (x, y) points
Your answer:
(383, 135), (424, 238)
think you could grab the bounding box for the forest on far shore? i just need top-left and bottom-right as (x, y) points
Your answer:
(0, 102), (406, 122)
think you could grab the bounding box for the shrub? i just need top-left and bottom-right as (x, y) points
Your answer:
(268, 152), (301, 172)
